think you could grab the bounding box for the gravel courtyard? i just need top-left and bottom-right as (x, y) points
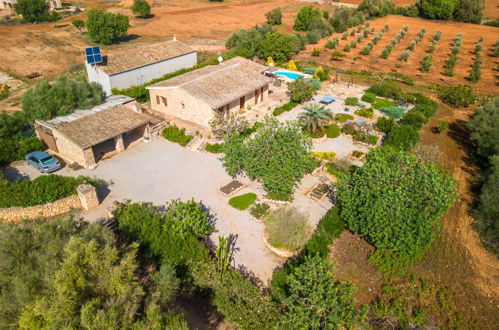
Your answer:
(4, 138), (332, 284)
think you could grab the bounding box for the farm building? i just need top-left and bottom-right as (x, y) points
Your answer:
(0, 0), (60, 11)
(85, 38), (197, 95)
(34, 95), (162, 167)
(146, 56), (272, 128)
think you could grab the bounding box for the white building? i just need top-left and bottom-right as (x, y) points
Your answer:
(85, 38), (197, 95)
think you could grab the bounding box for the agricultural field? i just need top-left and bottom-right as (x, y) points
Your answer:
(296, 15), (499, 95)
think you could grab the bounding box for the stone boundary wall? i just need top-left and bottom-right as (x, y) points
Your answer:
(0, 195), (82, 223)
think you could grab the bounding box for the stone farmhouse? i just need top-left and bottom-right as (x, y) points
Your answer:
(34, 95), (162, 167)
(1, 0), (60, 11)
(85, 38), (197, 95)
(146, 56), (272, 128)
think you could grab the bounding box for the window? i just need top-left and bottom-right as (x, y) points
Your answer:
(181, 102), (185, 109)
(161, 97), (168, 106)
(156, 95), (160, 104)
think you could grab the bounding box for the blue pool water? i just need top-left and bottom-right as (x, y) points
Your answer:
(275, 71), (304, 79)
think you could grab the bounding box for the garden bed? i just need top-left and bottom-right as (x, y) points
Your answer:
(219, 180), (245, 197)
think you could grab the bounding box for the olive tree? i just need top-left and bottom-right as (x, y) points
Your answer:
(86, 9), (130, 45)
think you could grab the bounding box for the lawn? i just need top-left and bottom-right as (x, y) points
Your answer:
(228, 193), (257, 210)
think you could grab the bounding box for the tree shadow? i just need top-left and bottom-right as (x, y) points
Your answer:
(0, 166), (29, 183)
(121, 34), (140, 43)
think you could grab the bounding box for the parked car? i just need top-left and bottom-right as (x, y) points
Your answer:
(25, 151), (61, 173)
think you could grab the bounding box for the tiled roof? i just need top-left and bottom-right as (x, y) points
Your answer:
(147, 57), (272, 109)
(98, 40), (195, 75)
(54, 105), (152, 149)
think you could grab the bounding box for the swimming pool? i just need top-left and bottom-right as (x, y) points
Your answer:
(275, 71), (304, 80)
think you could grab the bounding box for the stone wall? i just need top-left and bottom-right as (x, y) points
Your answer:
(0, 195), (82, 223)
(0, 184), (100, 222)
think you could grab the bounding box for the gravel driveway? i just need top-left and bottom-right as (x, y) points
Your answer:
(3, 138), (331, 284)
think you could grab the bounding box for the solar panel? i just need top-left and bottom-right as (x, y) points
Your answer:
(85, 46), (102, 64)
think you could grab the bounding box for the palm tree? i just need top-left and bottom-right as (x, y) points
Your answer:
(299, 103), (333, 133)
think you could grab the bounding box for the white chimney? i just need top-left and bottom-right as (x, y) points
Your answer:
(173, 34), (177, 41)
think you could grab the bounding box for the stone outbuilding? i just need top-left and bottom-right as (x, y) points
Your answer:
(85, 38), (197, 95)
(146, 56), (272, 128)
(35, 95), (158, 167)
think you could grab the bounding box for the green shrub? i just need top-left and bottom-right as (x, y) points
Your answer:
(400, 110), (428, 129)
(205, 143), (224, 153)
(14, 0), (50, 23)
(294, 5), (321, 31)
(131, 0), (151, 18)
(438, 84), (475, 108)
(86, 9), (129, 45)
(311, 48), (321, 56)
(288, 78), (316, 103)
(249, 203), (270, 219)
(324, 124), (341, 138)
(381, 107), (405, 119)
(265, 206), (312, 251)
(361, 92), (376, 103)
(345, 97), (359, 106)
(376, 116), (395, 133)
(228, 193), (257, 210)
(22, 76), (105, 121)
(355, 133), (378, 145)
(162, 125), (193, 146)
(303, 208), (343, 257)
(0, 136), (45, 166)
(265, 7), (282, 25)
(355, 108), (374, 118)
(0, 175), (96, 208)
(380, 44), (392, 58)
(366, 81), (405, 101)
(338, 147), (456, 264)
(334, 113), (354, 123)
(310, 151), (336, 161)
(420, 54), (433, 72)
(385, 124), (419, 150)
(438, 120), (449, 132)
(273, 101), (298, 116)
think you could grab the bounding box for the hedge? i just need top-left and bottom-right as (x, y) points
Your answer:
(162, 125), (193, 146)
(0, 175), (96, 208)
(228, 193), (257, 210)
(273, 101), (299, 116)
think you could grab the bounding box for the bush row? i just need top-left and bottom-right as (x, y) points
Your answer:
(380, 25), (408, 59)
(469, 39), (483, 83)
(360, 26), (388, 55)
(443, 33), (463, 76)
(273, 101), (299, 116)
(0, 174), (96, 208)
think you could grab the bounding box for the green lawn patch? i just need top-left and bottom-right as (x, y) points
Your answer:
(334, 113), (354, 123)
(354, 108), (374, 118)
(345, 97), (359, 106)
(162, 125), (193, 146)
(372, 97), (396, 109)
(228, 193), (257, 210)
(324, 124), (341, 138)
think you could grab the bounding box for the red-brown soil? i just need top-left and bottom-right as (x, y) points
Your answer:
(295, 15), (499, 95)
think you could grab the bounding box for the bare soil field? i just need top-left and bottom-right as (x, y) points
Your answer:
(295, 15), (499, 95)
